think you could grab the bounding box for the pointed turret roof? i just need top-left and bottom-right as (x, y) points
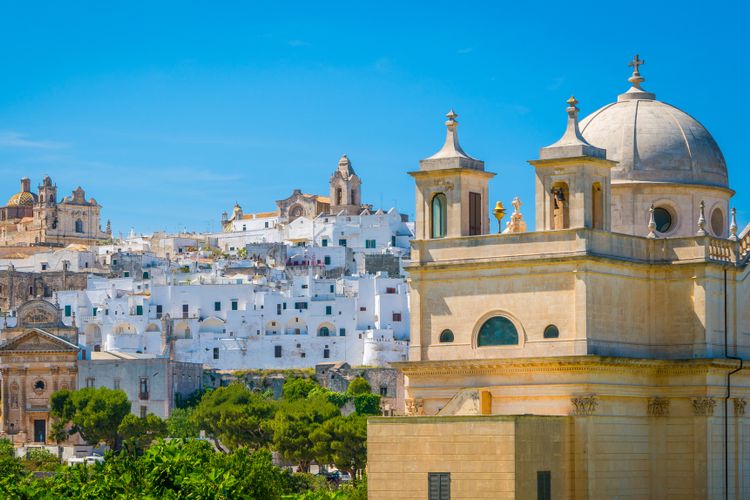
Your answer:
(540, 96), (606, 160)
(420, 110), (484, 171)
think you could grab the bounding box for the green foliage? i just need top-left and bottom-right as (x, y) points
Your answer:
(118, 413), (168, 452)
(346, 377), (371, 396)
(192, 382), (276, 450)
(273, 396), (340, 472)
(353, 393), (381, 416)
(4, 439), (302, 499)
(0, 438), (23, 478)
(22, 448), (60, 472)
(167, 407), (201, 438)
(49, 419), (69, 445)
(50, 387), (131, 448)
(310, 415), (367, 478)
(283, 377), (318, 401)
(308, 386), (349, 408)
(174, 388), (207, 409)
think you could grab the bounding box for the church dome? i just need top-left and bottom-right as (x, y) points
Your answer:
(7, 191), (37, 207)
(579, 57), (728, 189)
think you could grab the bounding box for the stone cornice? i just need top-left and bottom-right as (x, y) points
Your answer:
(392, 356), (742, 377)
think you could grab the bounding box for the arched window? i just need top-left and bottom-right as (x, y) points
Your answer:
(351, 189), (357, 205)
(336, 188), (343, 205)
(592, 183), (603, 229)
(431, 193), (447, 238)
(75, 219), (84, 233)
(318, 326), (330, 337)
(543, 324), (559, 339)
(439, 329), (454, 343)
(550, 183), (569, 230)
(477, 316), (518, 346)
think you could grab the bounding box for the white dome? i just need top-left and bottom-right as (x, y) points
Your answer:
(579, 80), (728, 189)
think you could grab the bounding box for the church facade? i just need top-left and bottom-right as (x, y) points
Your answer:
(0, 299), (79, 445)
(0, 176), (110, 247)
(368, 58), (750, 498)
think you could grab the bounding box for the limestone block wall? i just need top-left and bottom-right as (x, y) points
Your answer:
(368, 413), (748, 499)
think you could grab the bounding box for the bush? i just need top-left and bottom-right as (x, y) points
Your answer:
(346, 378), (371, 396)
(353, 393), (381, 415)
(22, 448), (60, 472)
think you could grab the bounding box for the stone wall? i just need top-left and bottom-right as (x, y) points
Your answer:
(0, 270), (90, 311)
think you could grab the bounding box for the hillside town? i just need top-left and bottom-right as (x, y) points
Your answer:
(1, 7), (749, 494)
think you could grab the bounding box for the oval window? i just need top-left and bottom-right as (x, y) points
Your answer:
(711, 208), (724, 237)
(477, 316), (518, 346)
(653, 207), (673, 233)
(439, 329), (454, 343)
(543, 325), (559, 339)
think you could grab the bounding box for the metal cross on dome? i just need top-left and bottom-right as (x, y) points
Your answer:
(629, 54), (645, 74)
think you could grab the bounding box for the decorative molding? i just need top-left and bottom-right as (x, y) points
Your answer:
(734, 398), (746, 417)
(648, 397), (670, 417)
(571, 395), (598, 416)
(692, 397), (716, 417)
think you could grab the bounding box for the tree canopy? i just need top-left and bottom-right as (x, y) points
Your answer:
(50, 387), (131, 448)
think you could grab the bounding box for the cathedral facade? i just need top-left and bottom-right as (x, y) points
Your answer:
(368, 58), (750, 499)
(0, 176), (110, 247)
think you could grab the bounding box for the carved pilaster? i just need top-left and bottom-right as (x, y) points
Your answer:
(648, 397), (670, 417)
(734, 398), (746, 417)
(692, 397), (716, 417)
(571, 395), (598, 416)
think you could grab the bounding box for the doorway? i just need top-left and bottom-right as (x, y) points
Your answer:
(33, 419), (46, 443)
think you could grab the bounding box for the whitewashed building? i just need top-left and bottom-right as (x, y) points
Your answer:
(56, 272), (408, 369)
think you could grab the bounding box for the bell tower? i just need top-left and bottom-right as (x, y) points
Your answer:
(329, 154), (362, 215)
(410, 110), (495, 239)
(529, 97), (616, 231)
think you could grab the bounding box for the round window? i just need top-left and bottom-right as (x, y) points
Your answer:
(543, 325), (559, 339)
(711, 208), (724, 237)
(33, 380), (45, 394)
(439, 329), (454, 343)
(653, 207), (673, 233)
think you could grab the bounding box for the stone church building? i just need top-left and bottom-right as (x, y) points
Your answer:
(222, 154), (372, 228)
(368, 57), (750, 499)
(0, 299), (79, 444)
(0, 176), (110, 247)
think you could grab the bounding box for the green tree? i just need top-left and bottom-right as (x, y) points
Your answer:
(50, 387), (131, 448)
(353, 393), (381, 415)
(346, 377), (371, 396)
(119, 413), (168, 452)
(273, 396), (339, 472)
(167, 407), (201, 438)
(192, 382), (277, 450)
(311, 415), (367, 479)
(283, 377), (318, 401)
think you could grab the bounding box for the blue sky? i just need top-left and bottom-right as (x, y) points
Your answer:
(0, 1), (748, 234)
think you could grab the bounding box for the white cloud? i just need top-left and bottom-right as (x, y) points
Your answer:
(0, 131), (70, 150)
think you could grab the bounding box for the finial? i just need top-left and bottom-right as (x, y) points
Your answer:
(647, 204), (657, 239)
(729, 207), (738, 241)
(445, 110), (458, 126)
(697, 200), (707, 236)
(628, 54), (646, 89)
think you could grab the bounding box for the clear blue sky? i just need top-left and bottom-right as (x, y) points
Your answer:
(1, 1), (748, 234)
